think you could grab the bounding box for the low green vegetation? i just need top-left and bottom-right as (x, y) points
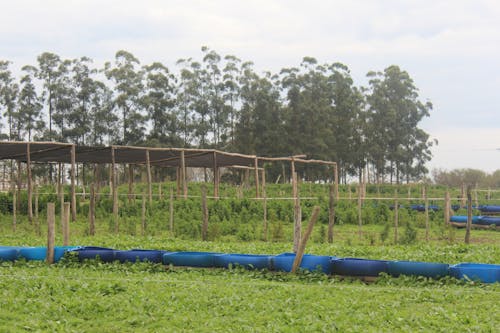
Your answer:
(1, 182), (499, 332)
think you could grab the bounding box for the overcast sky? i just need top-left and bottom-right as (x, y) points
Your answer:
(1, 0), (499, 172)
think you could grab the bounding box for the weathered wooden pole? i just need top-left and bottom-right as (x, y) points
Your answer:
(394, 188), (399, 243)
(128, 164), (134, 204)
(213, 152), (219, 199)
(16, 160), (21, 212)
(328, 184), (336, 243)
(201, 185), (208, 241)
(70, 144), (77, 222)
(63, 202), (70, 246)
(27, 143), (33, 223)
(145, 149), (153, 205)
(474, 185), (478, 209)
(444, 191), (451, 225)
(12, 186), (17, 232)
(181, 150), (187, 199)
(89, 183), (95, 236)
(334, 164), (339, 200)
(465, 185), (472, 244)
(424, 186), (429, 242)
(111, 147), (118, 233)
(357, 184), (362, 240)
(169, 187), (174, 233)
(141, 194), (146, 236)
(176, 167), (181, 196)
(291, 159), (301, 252)
(254, 157), (260, 198)
(461, 183), (466, 208)
(35, 186), (40, 236)
(291, 206), (320, 274)
(262, 169), (268, 241)
(46, 203), (55, 264)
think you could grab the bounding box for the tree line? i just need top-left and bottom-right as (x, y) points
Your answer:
(0, 47), (435, 183)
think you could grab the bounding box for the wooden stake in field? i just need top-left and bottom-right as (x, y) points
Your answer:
(357, 184), (362, 240)
(169, 187), (174, 234)
(291, 206), (320, 274)
(46, 203), (55, 264)
(328, 184), (336, 243)
(423, 186), (429, 242)
(141, 194), (146, 236)
(12, 186), (16, 232)
(111, 147), (119, 232)
(27, 142), (33, 223)
(35, 186), (40, 236)
(145, 149), (152, 206)
(262, 169), (268, 242)
(89, 183), (95, 236)
(465, 185), (472, 244)
(394, 188), (399, 243)
(128, 164), (134, 204)
(70, 144), (77, 222)
(444, 191), (451, 226)
(201, 185), (208, 241)
(213, 152), (219, 199)
(254, 157), (260, 199)
(63, 202), (70, 246)
(181, 150), (187, 199)
(292, 159), (301, 252)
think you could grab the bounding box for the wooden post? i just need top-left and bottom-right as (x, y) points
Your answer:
(461, 183), (466, 208)
(128, 164), (134, 204)
(146, 150), (152, 205)
(334, 164), (339, 200)
(176, 167), (181, 196)
(111, 147), (118, 233)
(181, 150), (187, 199)
(474, 185), (478, 209)
(169, 187), (174, 233)
(35, 186), (40, 236)
(16, 160), (21, 212)
(254, 158), (260, 198)
(213, 152), (219, 199)
(357, 184), (362, 240)
(424, 186), (429, 242)
(291, 206), (320, 274)
(12, 187), (16, 232)
(46, 203), (55, 264)
(201, 185), (208, 241)
(60, 170), (65, 233)
(63, 202), (70, 246)
(444, 191), (451, 225)
(465, 185), (472, 244)
(394, 188), (399, 243)
(27, 143), (33, 223)
(328, 184), (335, 243)
(89, 183), (95, 236)
(70, 144), (77, 222)
(262, 169), (267, 241)
(292, 159), (301, 252)
(141, 194), (146, 236)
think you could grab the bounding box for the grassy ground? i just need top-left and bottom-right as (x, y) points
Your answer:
(1, 208), (499, 332)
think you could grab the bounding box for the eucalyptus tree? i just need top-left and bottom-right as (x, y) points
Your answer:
(36, 52), (61, 140)
(18, 65), (44, 141)
(52, 59), (75, 142)
(88, 80), (117, 145)
(142, 62), (179, 145)
(202, 46), (226, 148)
(68, 56), (96, 144)
(365, 65), (433, 183)
(0, 60), (19, 140)
(104, 50), (145, 145)
(222, 55), (241, 148)
(176, 58), (197, 147)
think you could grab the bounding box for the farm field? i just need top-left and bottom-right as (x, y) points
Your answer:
(1, 183), (499, 332)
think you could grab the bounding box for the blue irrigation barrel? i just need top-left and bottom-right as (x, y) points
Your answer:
(476, 216), (500, 226)
(0, 248), (18, 261)
(270, 253), (334, 274)
(449, 263), (500, 283)
(71, 246), (116, 262)
(450, 216), (481, 223)
(387, 261), (449, 278)
(18, 247), (68, 262)
(478, 205), (500, 213)
(115, 249), (164, 263)
(162, 252), (221, 267)
(331, 258), (389, 277)
(214, 254), (272, 270)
